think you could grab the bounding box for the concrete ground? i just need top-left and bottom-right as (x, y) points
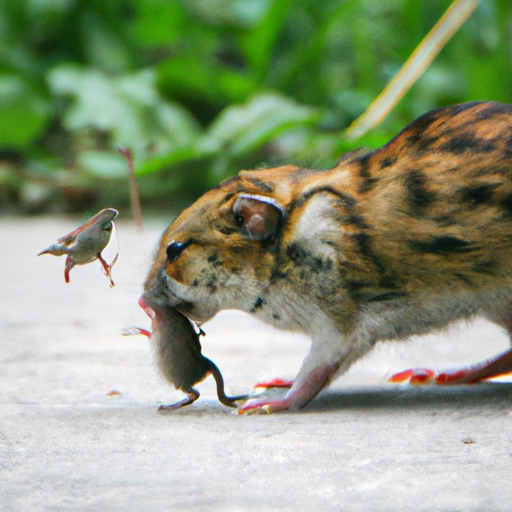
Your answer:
(2, 216), (512, 511)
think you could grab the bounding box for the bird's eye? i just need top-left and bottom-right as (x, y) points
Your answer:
(234, 213), (245, 227)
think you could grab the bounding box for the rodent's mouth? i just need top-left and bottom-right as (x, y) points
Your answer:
(139, 290), (213, 325)
(141, 272), (219, 324)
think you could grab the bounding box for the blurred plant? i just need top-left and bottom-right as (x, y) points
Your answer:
(0, 0), (510, 214)
(346, 0), (479, 139)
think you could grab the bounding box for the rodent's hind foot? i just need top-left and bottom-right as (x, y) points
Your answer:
(388, 368), (435, 385)
(389, 348), (512, 385)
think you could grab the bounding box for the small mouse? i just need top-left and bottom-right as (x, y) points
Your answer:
(127, 294), (247, 410)
(38, 208), (119, 286)
(142, 101), (512, 413)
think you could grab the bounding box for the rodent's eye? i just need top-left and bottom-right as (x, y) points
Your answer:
(232, 195), (282, 240)
(234, 213), (245, 227)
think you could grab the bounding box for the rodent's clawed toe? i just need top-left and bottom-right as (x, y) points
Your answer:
(238, 398), (292, 415)
(388, 368), (436, 385)
(389, 348), (512, 385)
(157, 389), (200, 412)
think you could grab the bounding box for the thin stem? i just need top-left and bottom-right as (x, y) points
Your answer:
(345, 0), (479, 139)
(118, 146), (144, 232)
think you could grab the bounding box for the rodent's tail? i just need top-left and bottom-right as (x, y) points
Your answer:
(205, 358), (249, 407)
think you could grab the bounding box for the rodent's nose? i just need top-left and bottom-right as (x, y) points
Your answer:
(166, 239), (193, 263)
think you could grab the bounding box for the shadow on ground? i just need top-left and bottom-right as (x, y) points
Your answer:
(307, 383), (512, 413)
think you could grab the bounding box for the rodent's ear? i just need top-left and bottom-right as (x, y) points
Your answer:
(232, 194), (283, 241)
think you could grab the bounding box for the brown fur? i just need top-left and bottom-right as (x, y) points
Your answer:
(143, 101), (512, 411)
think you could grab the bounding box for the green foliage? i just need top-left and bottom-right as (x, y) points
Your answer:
(0, 0), (510, 213)
(0, 74), (50, 147)
(47, 65), (200, 166)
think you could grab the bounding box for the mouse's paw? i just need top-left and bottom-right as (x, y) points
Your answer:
(157, 390), (200, 412)
(238, 397), (292, 415)
(388, 368), (436, 385)
(253, 378), (294, 390)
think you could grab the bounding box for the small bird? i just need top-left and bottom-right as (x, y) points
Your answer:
(38, 208), (119, 286)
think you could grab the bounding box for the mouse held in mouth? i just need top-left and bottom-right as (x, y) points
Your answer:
(124, 295), (247, 410)
(142, 101), (512, 413)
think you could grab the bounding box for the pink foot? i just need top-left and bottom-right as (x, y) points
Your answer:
(253, 378), (294, 390)
(240, 365), (339, 414)
(389, 348), (512, 385)
(97, 253), (115, 287)
(64, 256), (74, 283)
(238, 397), (292, 414)
(389, 368), (435, 384)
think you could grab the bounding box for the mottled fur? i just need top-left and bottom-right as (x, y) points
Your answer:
(143, 101), (512, 411)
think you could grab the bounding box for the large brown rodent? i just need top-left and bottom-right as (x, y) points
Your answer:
(143, 101), (512, 413)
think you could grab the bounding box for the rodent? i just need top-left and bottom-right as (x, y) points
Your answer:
(142, 101), (512, 413)
(136, 294), (247, 410)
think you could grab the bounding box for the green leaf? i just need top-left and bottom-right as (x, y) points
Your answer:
(132, 0), (185, 46)
(135, 146), (204, 176)
(48, 65), (128, 132)
(241, 0), (294, 80)
(231, 0), (271, 25)
(47, 65), (201, 159)
(199, 92), (318, 156)
(79, 10), (132, 73)
(0, 74), (50, 148)
(77, 150), (129, 179)
(157, 55), (256, 106)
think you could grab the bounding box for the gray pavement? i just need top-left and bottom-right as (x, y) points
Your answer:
(1, 216), (512, 511)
